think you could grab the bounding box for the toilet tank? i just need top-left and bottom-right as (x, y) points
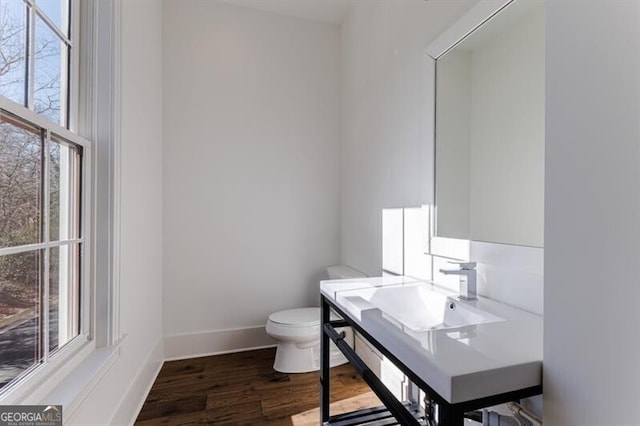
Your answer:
(326, 265), (366, 279)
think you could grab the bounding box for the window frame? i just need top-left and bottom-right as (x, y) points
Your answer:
(0, 0), (117, 405)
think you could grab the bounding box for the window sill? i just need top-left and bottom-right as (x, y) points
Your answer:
(0, 335), (127, 420)
(41, 336), (126, 420)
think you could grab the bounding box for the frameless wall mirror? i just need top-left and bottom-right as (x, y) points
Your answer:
(433, 0), (545, 247)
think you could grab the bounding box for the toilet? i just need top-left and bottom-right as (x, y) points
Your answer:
(265, 265), (366, 373)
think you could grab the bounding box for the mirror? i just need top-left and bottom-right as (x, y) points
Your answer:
(434, 0), (545, 247)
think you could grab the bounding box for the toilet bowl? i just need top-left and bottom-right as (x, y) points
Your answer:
(266, 308), (353, 373)
(265, 265), (366, 373)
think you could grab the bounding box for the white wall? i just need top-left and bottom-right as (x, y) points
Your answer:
(341, 0), (480, 277)
(70, 0), (165, 424)
(544, 0), (640, 423)
(162, 1), (341, 355)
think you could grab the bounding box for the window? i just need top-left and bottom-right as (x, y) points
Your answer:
(1, 0), (72, 127)
(0, 0), (91, 394)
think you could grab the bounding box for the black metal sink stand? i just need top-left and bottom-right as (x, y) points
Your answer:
(320, 294), (542, 426)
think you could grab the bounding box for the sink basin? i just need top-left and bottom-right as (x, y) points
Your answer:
(337, 284), (504, 331)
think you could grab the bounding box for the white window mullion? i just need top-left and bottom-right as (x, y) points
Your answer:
(26, 4), (36, 111)
(68, 0), (80, 133)
(42, 129), (51, 362)
(0, 243), (47, 257)
(32, 8), (71, 46)
(60, 43), (70, 128)
(79, 144), (92, 339)
(57, 145), (71, 346)
(48, 239), (83, 248)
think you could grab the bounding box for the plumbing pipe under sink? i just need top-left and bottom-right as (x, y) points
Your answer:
(506, 402), (542, 426)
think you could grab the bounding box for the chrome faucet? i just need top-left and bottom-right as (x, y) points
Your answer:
(439, 261), (477, 301)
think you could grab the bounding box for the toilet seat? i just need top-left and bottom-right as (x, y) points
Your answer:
(268, 308), (320, 327)
(266, 322), (320, 340)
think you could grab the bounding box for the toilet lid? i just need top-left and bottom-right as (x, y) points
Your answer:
(269, 308), (320, 327)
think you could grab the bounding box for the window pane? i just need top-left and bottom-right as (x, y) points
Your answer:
(50, 135), (80, 241)
(0, 116), (42, 248)
(33, 16), (67, 125)
(0, 250), (41, 388)
(49, 244), (79, 353)
(0, 0), (27, 105)
(34, 0), (69, 36)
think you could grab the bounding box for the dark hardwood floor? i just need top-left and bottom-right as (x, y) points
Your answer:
(135, 347), (380, 425)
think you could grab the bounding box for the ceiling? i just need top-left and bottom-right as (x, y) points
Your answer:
(217, 0), (356, 25)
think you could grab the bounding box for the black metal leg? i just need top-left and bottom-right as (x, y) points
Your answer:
(439, 404), (465, 426)
(321, 296), (331, 424)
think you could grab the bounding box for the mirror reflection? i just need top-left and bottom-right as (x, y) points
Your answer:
(435, 0), (545, 247)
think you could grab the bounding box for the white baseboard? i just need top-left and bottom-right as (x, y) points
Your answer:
(108, 338), (164, 426)
(164, 326), (276, 361)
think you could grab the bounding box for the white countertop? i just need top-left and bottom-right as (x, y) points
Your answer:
(320, 276), (543, 404)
